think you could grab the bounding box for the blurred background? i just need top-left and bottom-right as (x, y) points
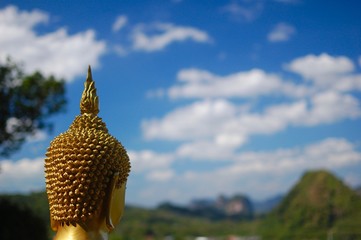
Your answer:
(0, 0), (361, 239)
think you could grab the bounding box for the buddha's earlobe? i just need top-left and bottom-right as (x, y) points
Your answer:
(104, 172), (127, 231)
(112, 183), (126, 226)
(50, 217), (58, 231)
(104, 173), (119, 231)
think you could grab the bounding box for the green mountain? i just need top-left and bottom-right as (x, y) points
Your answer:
(260, 170), (361, 239)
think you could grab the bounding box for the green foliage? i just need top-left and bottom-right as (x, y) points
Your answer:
(0, 58), (66, 157)
(0, 191), (54, 239)
(260, 170), (361, 239)
(0, 191), (50, 223)
(0, 197), (48, 240)
(111, 205), (259, 240)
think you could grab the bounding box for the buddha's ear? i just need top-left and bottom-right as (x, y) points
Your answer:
(104, 172), (126, 231)
(50, 216), (58, 231)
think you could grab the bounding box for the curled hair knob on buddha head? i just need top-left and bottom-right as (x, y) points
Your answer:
(44, 66), (130, 239)
(80, 66), (99, 115)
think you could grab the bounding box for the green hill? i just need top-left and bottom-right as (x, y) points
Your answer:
(260, 170), (361, 239)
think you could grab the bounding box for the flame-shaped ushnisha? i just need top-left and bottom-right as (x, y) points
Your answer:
(44, 66), (130, 227)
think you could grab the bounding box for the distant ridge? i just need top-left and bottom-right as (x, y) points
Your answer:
(253, 194), (283, 214)
(158, 194), (253, 220)
(260, 169), (361, 239)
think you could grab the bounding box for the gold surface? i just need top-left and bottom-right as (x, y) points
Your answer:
(44, 66), (130, 239)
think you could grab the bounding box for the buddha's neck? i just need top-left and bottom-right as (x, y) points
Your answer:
(54, 224), (108, 240)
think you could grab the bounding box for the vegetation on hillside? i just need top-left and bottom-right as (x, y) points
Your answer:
(1, 169), (361, 240)
(260, 170), (361, 239)
(0, 198), (48, 240)
(111, 205), (259, 240)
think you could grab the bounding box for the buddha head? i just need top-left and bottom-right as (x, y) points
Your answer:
(44, 67), (130, 237)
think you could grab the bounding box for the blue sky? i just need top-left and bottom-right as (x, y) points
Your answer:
(0, 0), (361, 207)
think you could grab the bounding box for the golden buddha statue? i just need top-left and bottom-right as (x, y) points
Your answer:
(44, 66), (131, 240)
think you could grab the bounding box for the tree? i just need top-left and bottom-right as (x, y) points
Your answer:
(0, 198), (48, 240)
(0, 58), (66, 157)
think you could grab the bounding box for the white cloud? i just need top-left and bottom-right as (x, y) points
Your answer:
(146, 88), (166, 98)
(0, 5), (106, 82)
(301, 91), (361, 125)
(191, 138), (361, 198)
(131, 23), (211, 52)
(132, 138), (361, 204)
(26, 130), (47, 142)
(142, 54), (361, 165)
(140, 53), (361, 204)
(0, 4), (48, 28)
(285, 54), (361, 93)
(111, 20), (211, 55)
(177, 68), (215, 83)
(5, 117), (23, 135)
(230, 138), (361, 174)
(128, 150), (175, 182)
(176, 137), (244, 161)
(221, 0), (264, 22)
(331, 74), (361, 92)
(143, 91), (360, 140)
(268, 22), (296, 42)
(286, 53), (355, 82)
(153, 54), (361, 100)
(167, 68), (308, 99)
(142, 90), (360, 161)
(6, 117), (48, 142)
(0, 157), (45, 192)
(112, 15), (128, 32)
(197, 138), (361, 199)
(146, 169), (175, 181)
(142, 99), (239, 141)
(113, 44), (128, 56)
(128, 150), (174, 173)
